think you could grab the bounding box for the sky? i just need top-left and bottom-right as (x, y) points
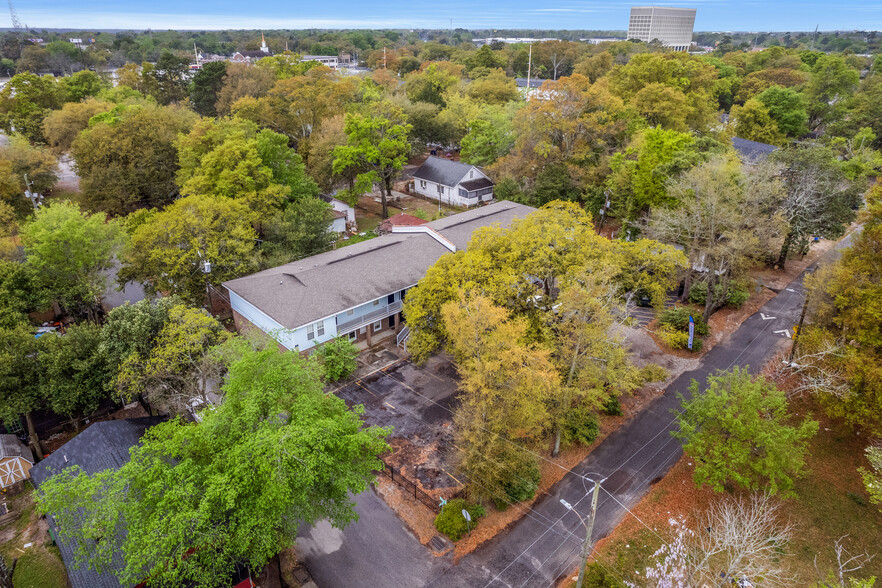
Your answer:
(11, 0), (882, 33)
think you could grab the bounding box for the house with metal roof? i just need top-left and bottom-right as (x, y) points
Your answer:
(29, 417), (165, 588)
(0, 434), (33, 489)
(731, 137), (778, 164)
(411, 156), (494, 208)
(223, 201), (534, 351)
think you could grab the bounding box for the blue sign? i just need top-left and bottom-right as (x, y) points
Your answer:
(688, 315), (695, 350)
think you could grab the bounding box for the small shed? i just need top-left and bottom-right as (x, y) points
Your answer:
(0, 434), (34, 489)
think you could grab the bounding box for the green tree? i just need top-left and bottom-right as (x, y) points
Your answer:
(39, 323), (111, 429)
(22, 201), (124, 321)
(756, 86), (808, 138)
(116, 304), (229, 414)
(333, 101), (411, 219)
(99, 297), (179, 390)
(120, 195), (258, 306)
(37, 345), (389, 587)
(606, 127), (696, 221)
(72, 102), (197, 214)
(60, 70), (109, 103)
(0, 260), (46, 328)
(315, 336), (359, 381)
(190, 60), (227, 117)
(0, 134), (58, 216)
(804, 54), (860, 130)
(42, 98), (114, 154)
(796, 185), (882, 435)
(730, 98), (786, 146)
(0, 73), (62, 143)
(261, 196), (335, 267)
(860, 445), (882, 511)
(443, 292), (556, 505)
(147, 50), (191, 105)
(465, 68), (519, 105)
(405, 62), (461, 106)
(0, 324), (43, 456)
(460, 104), (517, 167)
(632, 83), (689, 131)
(673, 367), (818, 497)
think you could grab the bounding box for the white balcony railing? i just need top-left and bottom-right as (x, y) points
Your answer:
(336, 300), (402, 334)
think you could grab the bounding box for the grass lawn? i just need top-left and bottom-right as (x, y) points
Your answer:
(12, 546), (68, 588)
(570, 395), (882, 587)
(355, 215), (382, 233)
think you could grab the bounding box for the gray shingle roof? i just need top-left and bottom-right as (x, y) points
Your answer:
(731, 137), (778, 162)
(459, 177), (494, 191)
(224, 201), (536, 329)
(0, 434), (32, 461)
(30, 417), (164, 588)
(412, 156), (476, 187)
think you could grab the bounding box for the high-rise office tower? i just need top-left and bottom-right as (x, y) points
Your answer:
(628, 7), (696, 51)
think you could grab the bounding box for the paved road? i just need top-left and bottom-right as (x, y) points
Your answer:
(299, 235), (855, 588)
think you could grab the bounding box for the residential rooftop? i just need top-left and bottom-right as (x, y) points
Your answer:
(224, 201), (534, 331)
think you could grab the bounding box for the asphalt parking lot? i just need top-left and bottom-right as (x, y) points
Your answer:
(335, 355), (461, 490)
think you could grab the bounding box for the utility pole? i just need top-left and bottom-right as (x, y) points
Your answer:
(788, 276), (813, 364)
(560, 476), (606, 588)
(383, 44), (387, 69)
(525, 43), (533, 99)
(810, 25), (819, 51)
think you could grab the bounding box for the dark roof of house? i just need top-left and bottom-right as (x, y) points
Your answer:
(319, 193), (350, 206)
(731, 137), (778, 162)
(412, 156), (478, 188)
(30, 417), (165, 588)
(515, 77), (545, 88)
(224, 201), (535, 329)
(459, 177), (494, 191)
(0, 434), (32, 462)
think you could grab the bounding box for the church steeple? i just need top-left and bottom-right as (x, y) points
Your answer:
(260, 33), (269, 54)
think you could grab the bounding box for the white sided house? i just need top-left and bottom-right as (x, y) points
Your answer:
(224, 202), (533, 352)
(411, 156), (494, 208)
(320, 194), (356, 233)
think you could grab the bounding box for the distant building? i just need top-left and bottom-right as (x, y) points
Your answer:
(731, 137), (778, 164)
(583, 37), (627, 44)
(377, 212), (428, 235)
(320, 194), (356, 233)
(301, 55), (340, 69)
(473, 37), (558, 47)
(628, 6), (696, 51)
(411, 156), (494, 208)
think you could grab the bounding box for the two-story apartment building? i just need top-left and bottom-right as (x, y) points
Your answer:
(411, 156), (495, 208)
(224, 201), (533, 352)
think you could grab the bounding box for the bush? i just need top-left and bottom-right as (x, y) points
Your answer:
(656, 324), (690, 349)
(503, 454), (542, 503)
(604, 395), (623, 416)
(580, 562), (622, 588)
(689, 281), (750, 309)
(434, 498), (486, 541)
(315, 337), (358, 381)
(563, 403), (601, 446)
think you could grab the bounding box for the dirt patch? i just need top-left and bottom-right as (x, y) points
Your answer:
(751, 229), (851, 292)
(374, 477), (447, 551)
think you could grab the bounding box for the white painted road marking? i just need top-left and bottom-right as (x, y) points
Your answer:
(786, 288), (797, 292)
(760, 313), (777, 320)
(774, 329), (792, 338)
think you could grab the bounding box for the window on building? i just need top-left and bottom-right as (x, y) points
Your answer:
(306, 323), (314, 340)
(388, 316), (395, 328)
(459, 188), (468, 197)
(373, 299), (380, 306)
(316, 322), (324, 337)
(387, 294), (395, 304)
(373, 321), (382, 332)
(469, 170), (474, 178)
(420, 180), (426, 189)
(347, 308), (354, 315)
(348, 331), (357, 342)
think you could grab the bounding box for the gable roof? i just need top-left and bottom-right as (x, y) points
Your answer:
(224, 201), (535, 330)
(0, 434), (32, 462)
(731, 137), (778, 162)
(412, 156), (479, 188)
(30, 417), (165, 588)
